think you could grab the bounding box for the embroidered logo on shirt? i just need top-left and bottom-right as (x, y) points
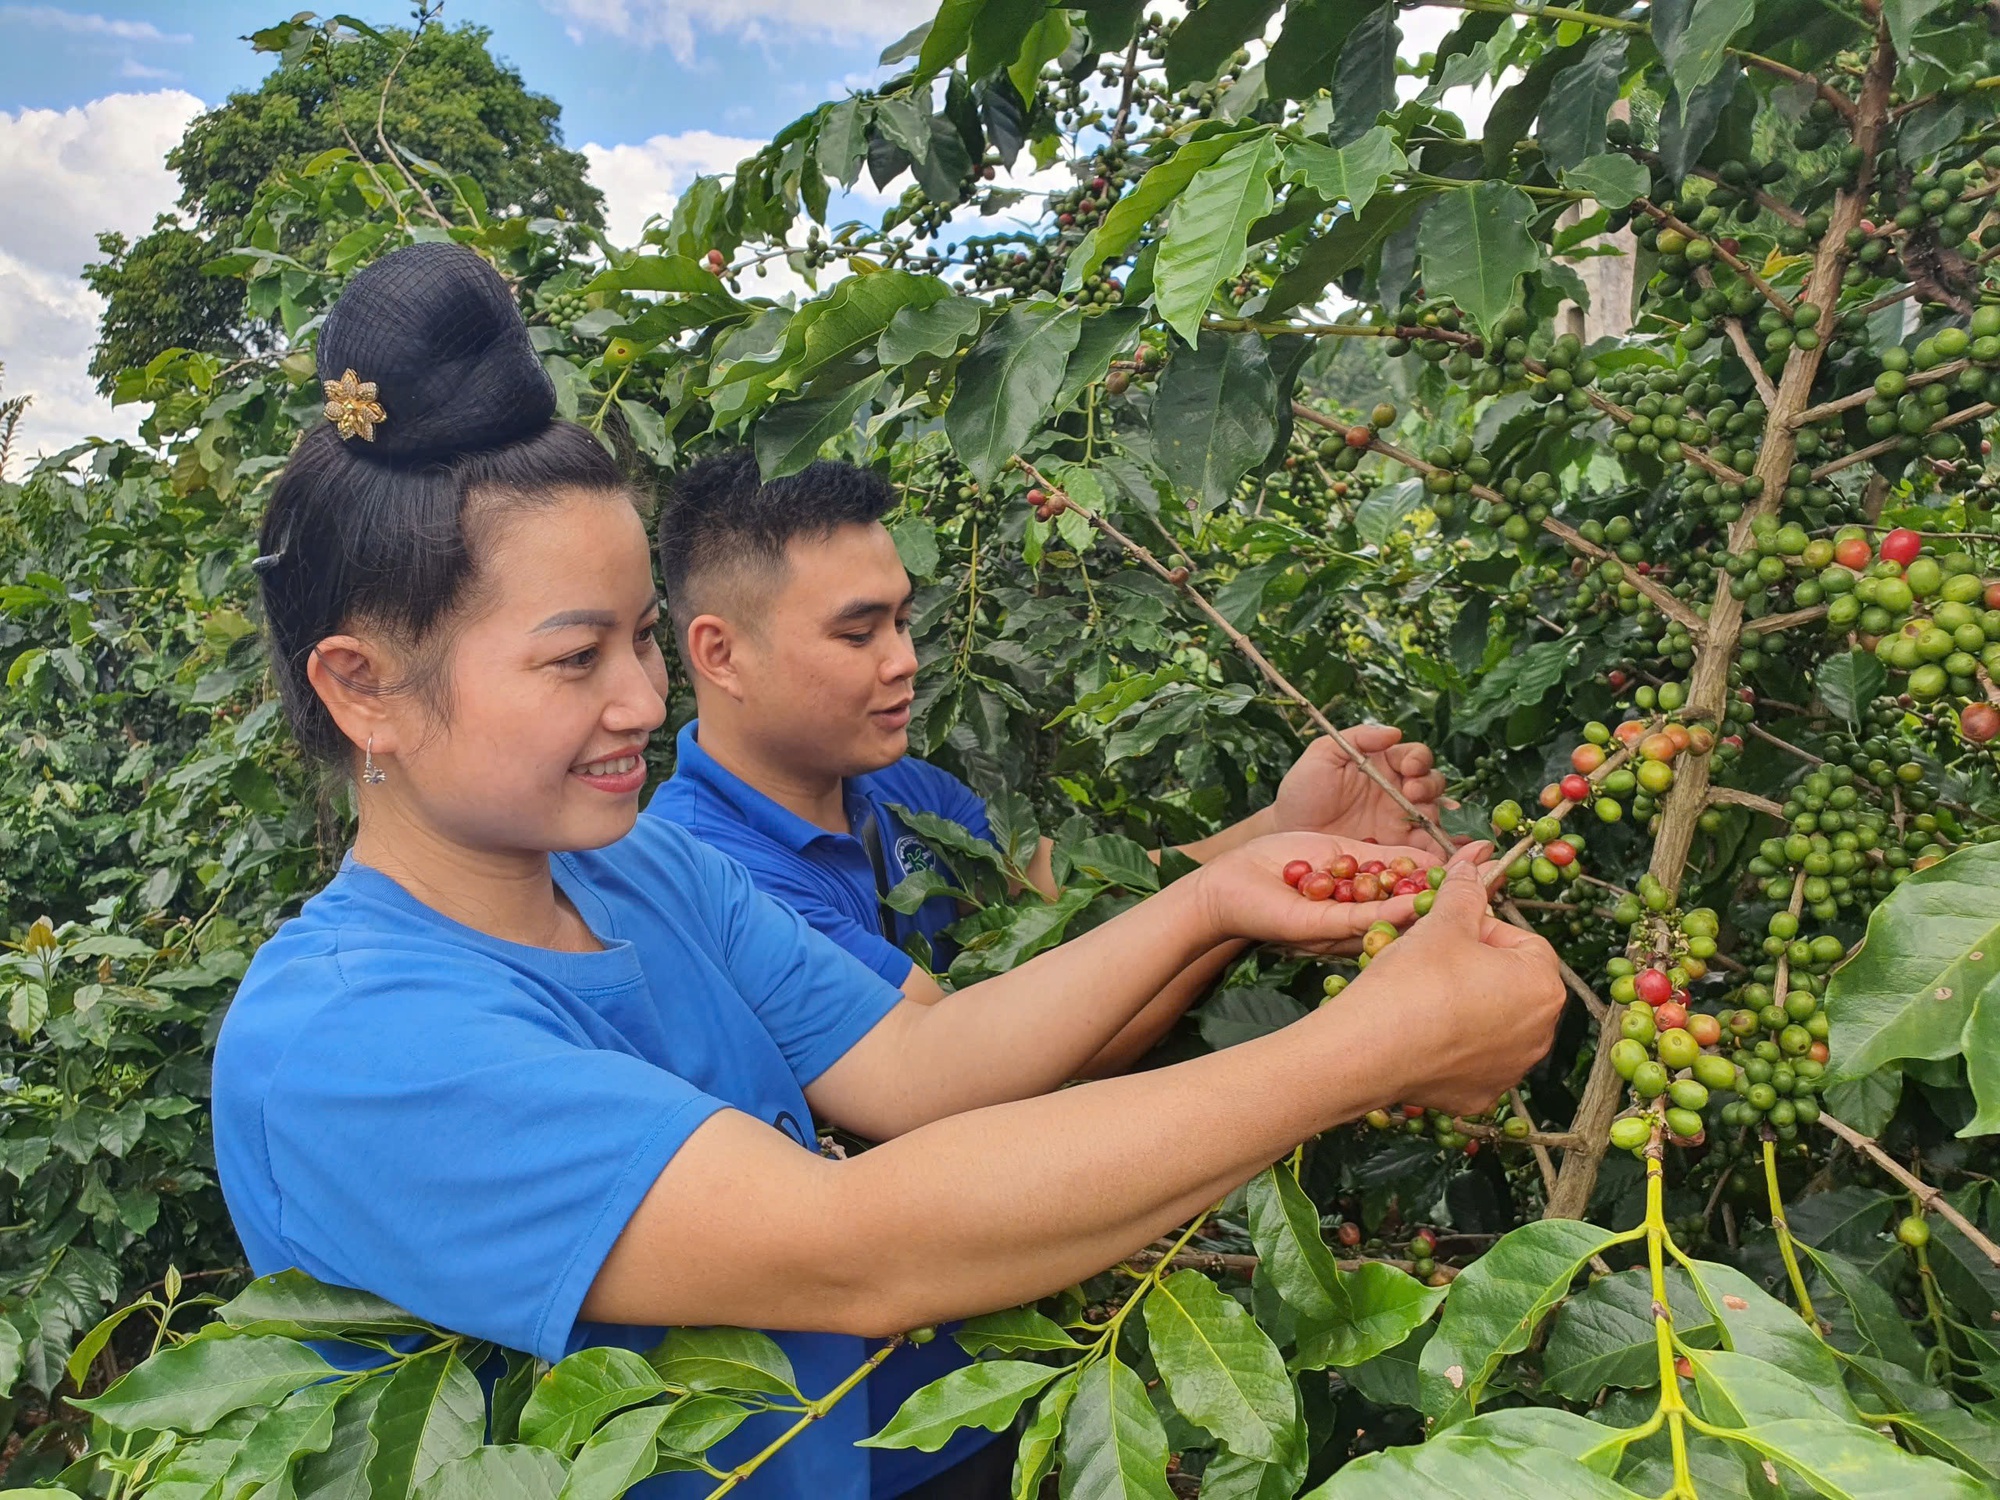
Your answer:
(894, 833), (944, 881)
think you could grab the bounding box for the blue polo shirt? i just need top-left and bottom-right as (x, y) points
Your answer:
(648, 721), (992, 986)
(647, 721), (1001, 1494)
(213, 815), (903, 1500)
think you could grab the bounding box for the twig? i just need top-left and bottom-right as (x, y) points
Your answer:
(1819, 1112), (2000, 1267)
(1753, 604), (1830, 635)
(1707, 785), (1786, 817)
(373, 11), (453, 230)
(1811, 402), (1997, 483)
(1124, 1245), (1458, 1282)
(1747, 722), (1827, 764)
(1792, 359), (1966, 427)
(1510, 1085), (1563, 1195)
(1110, 33), (1143, 142)
(1637, 199), (1794, 319)
(1014, 459), (1454, 853)
(1293, 406), (1706, 636)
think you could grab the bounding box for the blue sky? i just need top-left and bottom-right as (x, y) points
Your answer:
(0, 0), (935, 470)
(0, 1), (914, 146)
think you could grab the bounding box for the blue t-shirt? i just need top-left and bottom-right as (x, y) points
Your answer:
(647, 722), (1000, 1495)
(213, 816), (903, 1500)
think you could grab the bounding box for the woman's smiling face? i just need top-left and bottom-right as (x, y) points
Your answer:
(360, 488), (669, 857)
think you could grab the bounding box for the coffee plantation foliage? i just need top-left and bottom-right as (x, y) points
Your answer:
(12, 0), (2000, 1494)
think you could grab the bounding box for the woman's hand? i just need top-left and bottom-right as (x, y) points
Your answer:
(1318, 861), (1566, 1117)
(1191, 833), (1478, 954)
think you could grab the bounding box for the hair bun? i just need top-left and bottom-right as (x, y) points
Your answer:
(315, 242), (555, 464)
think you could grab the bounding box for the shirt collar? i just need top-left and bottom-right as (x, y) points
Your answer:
(666, 719), (866, 855)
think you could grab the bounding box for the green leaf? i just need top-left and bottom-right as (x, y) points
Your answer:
(1011, 1367), (1081, 1500)
(294, 1376), (389, 1500)
(1062, 834), (1160, 892)
(1417, 1217), (1632, 1422)
(1416, 182), (1540, 338)
(967, 0), (1041, 79)
(1689, 1348), (1851, 1427)
(1155, 134), (1278, 345)
(946, 299), (1084, 484)
(1353, 478), (1426, 547)
(64, 1300), (156, 1394)
(1197, 987), (1308, 1050)
(362, 1349), (485, 1499)
(888, 514), (941, 580)
(1452, 1406), (1633, 1472)
(8, 982), (47, 1040)
(72, 1335), (335, 1434)
(1678, 1258), (1845, 1395)
(785, 271), (948, 390)
(648, 1327), (799, 1399)
(1053, 306), (1146, 410)
(753, 372), (886, 481)
(1151, 331), (1277, 513)
(1056, 1357), (1174, 1500)
(1660, 0), (1754, 104)
(556, 1405), (671, 1500)
(955, 1307), (1086, 1357)
(1538, 34), (1628, 170)
(1541, 1266), (1717, 1399)
(860, 1359), (1061, 1452)
(1821, 1068), (1902, 1137)
(1727, 1416), (1988, 1499)
(915, 0), (976, 75)
(1796, 1244), (1926, 1371)
(414, 1445), (568, 1500)
(1301, 1433), (1643, 1498)
(1245, 1166), (1444, 1369)
(1888, 1402), (2000, 1485)
(1065, 134), (1254, 290)
(1145, 1269), (1299, 1464)
(1563, 154), (1649, 210)
(1883, 0), (1947, 55)
(520, 1347), (670, 1460)
(218, 1270), (433, 1340)
(1817, 652), (1886, 728)
(584, 255), (727, 297)
(1267, 186), (1438, 317)
(1166, 0), (1282, 89)
(1265, 0), (1386, 102)
(879, 295), (984, 366)
(658, 1393), (752, 1454)
(0, 1319), (20, 1394)
(1826, 844), (2000, 1119)
(1281, 127), (1404, 218)
(216, 1382), (345, 1497)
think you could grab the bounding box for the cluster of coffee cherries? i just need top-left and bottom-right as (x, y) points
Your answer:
(534, 284), (595, 336)
(1282, 854), (1440, 908)
(1828, 529), (2000, 737)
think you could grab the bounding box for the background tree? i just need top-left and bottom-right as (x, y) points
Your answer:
(81, 11), (602, 390)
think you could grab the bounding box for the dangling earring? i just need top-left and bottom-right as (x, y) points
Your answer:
(362, 735), (386, 786)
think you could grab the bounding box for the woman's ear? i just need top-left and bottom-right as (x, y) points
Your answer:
(305, 633), (407, 756)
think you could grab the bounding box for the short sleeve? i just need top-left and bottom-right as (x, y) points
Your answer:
(256, 968), (725, 1364)
(678, 837), (904, 1084)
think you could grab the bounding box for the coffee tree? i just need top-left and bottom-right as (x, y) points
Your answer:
(15, 0), (2000, 1495)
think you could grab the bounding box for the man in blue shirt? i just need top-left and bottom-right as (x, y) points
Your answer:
(645, 453), (1449, 1499)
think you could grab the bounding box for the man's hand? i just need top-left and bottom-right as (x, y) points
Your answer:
(1271, 726), (1451, 854)
(1322, 861), (1564, 1117)
(1192, 833), (1473, 956)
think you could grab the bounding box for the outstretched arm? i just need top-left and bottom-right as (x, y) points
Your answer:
(820, 833), (1468, 1139)
(581, 863), (1563, 1337)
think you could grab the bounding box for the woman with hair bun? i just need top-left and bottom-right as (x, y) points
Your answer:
(214, 242), (1564, 1500)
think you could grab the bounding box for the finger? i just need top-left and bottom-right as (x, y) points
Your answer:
(1335, 724), (1400, 756)
(1477, 913), (1543, 948)
(1447, 840), (1494, 867)
(1424, 859), (1494, 928)
(1401, 770), (1449, 805)
(1383, 740), (1435, 777)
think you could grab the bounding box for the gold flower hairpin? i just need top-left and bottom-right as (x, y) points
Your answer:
(322, 369), (387, 442)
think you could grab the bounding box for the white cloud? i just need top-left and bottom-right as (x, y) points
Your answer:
(546, 0), (933, 63)
(0, 5), (190, 43)
(0, 90), (202, 476)
(582, 129), (766, 245)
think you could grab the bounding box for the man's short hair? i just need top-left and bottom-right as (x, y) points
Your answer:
(658, 450), (897, 651)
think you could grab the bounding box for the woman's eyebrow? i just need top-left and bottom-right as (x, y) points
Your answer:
(534, 598), (661, 633)
(534, 609), (616, 632)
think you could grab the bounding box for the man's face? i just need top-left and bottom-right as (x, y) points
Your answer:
(735, 521), (918, 778)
